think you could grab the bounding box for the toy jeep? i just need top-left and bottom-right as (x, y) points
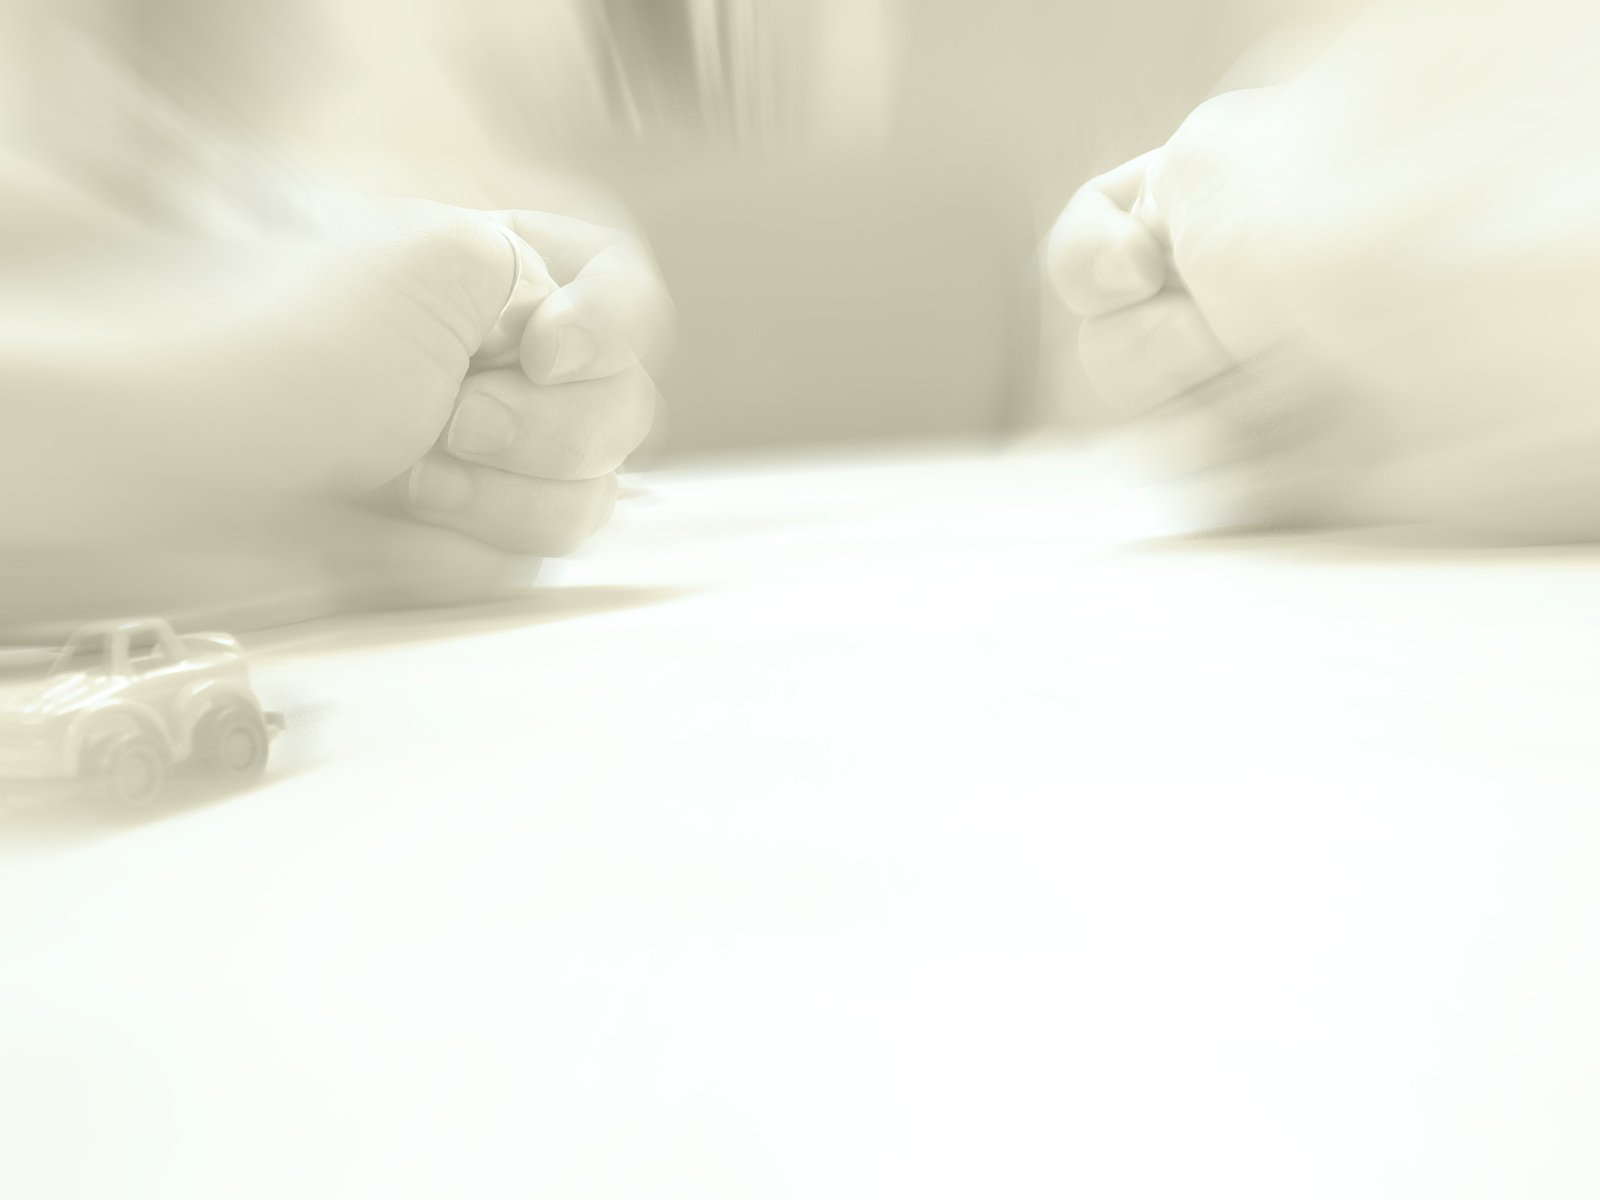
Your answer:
(0, 618), (283, 805)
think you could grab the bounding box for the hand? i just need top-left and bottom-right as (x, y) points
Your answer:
(1047, 91), (1363, 529)
(1048, 149), (1240, 415)
(0, 194), (672, 631)
(402, 209), (671, 556)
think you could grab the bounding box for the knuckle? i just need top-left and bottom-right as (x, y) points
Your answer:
(1149, 300), (1205, 366)
(1077, 315), (1111, 368)
(525, 522), (586, 557)
(545, 372), (657, 479)
(1049, 203), (1099, 302)
(495, 507), (580, 557)
(529, 477), (611, 556)
(618, 369), (660, 447)
(1078, 316), (1134, 395)
(1151, 301), (1232, 389)
(1080, 304), (1182, 410)
(1079, 304), (1147, 370)
(1047, 201), (1080, 254)
(544, 411), (607, 480)
(405, 207), (502, 280)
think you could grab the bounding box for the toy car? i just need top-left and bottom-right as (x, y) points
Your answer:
(0, 618), (283, 805)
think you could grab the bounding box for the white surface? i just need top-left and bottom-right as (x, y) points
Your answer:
(4, 448), (1600, 1198)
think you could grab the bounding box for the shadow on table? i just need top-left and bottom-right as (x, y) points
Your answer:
(1123, 525), (1600, 567)
(246, 584), (693, 657)
(0, 749), (325, 856)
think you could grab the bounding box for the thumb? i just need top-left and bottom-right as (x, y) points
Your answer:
(1048, 151), (1169, 317)
(472, 229), (559, 369)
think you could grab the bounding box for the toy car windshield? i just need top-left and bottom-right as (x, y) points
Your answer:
(50, 632), (110, 676)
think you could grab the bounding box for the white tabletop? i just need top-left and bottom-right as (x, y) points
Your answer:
(4, 447), (1599, 1198)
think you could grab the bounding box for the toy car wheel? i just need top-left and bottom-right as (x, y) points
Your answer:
(197, 704), (269, 785)
(89, 735), (169, 807)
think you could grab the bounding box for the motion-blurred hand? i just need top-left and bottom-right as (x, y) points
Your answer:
(1047, 90), (1361, 529)
(1051, 3), (1600, 540)
(0, 191), (671, 633)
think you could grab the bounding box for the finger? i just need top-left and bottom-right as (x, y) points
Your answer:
(444, 365), (657, 481)
(1170, 448), (1357, 532)
(404, 454), (617, 556)
(338, 201), (551, 363)
(1107, 415), (1349, 533)
(1139, 355), (1343, 474)
(518, 244), (674, 385)
(490, 210), (631, 285)
(332, 499), (541, 613)
(473, 231), (560, 369)
(1187, 367), (1370, 531)
(1112, 354), (1364, 529)
(491, 212), (673, 385)
(1079, 289), (1238, 412)
(1048, 152), (1168, 317)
